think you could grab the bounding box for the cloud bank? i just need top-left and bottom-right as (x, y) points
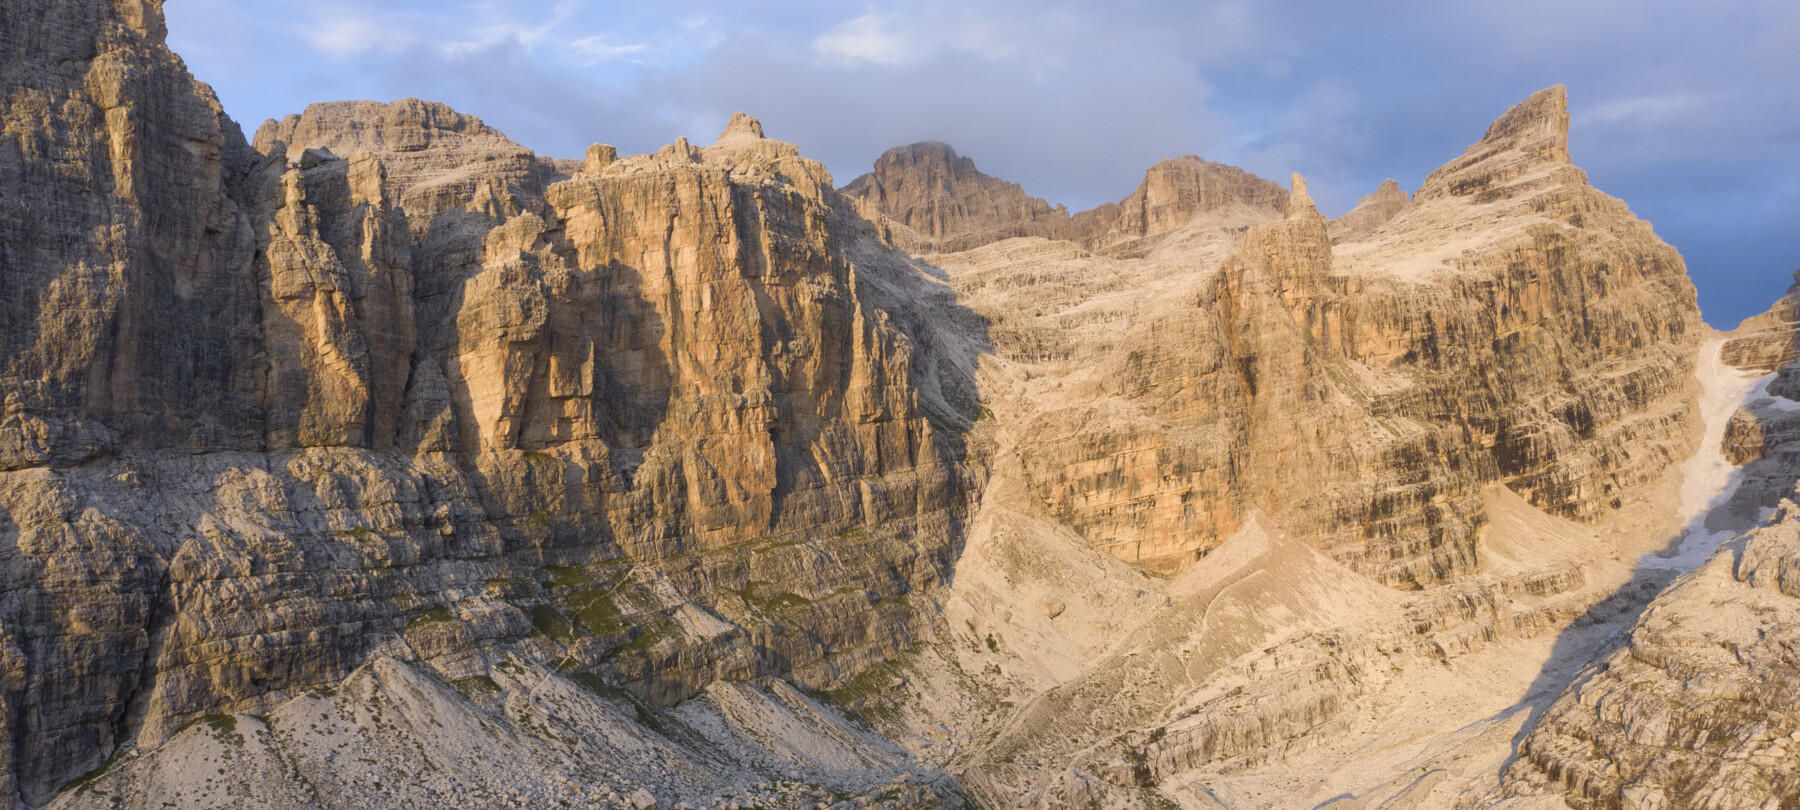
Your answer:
(165, 0), (1800, 325)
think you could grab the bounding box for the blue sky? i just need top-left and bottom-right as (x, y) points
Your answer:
(165, 0), (1799, 326)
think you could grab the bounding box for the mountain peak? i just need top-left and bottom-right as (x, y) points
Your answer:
(1329, 178), (1410, 241)
(1286, 172), (1318, 218)
(842, 142), (1070, 250)
(1478, 85), (1570, 164)
(871, 141), (978, 180)
(717, 112), (765, 142)
(1113, 156), (1288, 238)
(1414, 85), (1578, 202)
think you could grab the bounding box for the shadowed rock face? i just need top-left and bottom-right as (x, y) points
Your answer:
(0, 1), (981, 804)
(0, 3), (1730, 809)
(1483, 301), (1800, 810)
(841, 142), (1087, 252)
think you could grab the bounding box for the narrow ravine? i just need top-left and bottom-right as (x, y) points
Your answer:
(1637, 334), (1772, 572)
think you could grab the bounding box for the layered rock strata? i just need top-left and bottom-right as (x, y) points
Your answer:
(884, 86), (1701, 583)
(1485, 511), (1800, 809)
(840, 142), (1088, 253)
(1, 2), (1735, 807)
(1723, 269), (1800, 370)
(827, 87), (1713, 808)
(1482, 325), (1800, 810)
(0, 2), (980, 804)
(1328, 177), (1409, 242)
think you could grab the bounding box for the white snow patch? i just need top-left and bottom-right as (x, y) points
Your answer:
(1744, 373), (1800, 412)
(1638, 337), (1770, 572)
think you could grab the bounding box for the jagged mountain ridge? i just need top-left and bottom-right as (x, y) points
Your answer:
(3, 2), (1786, 809)
(3, 2), (975, 806)
(841, 142), (1289, 257)
(855, 85), (1700, 583)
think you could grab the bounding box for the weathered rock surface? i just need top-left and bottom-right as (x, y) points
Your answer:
(1102, 155), (1288, 247)
(841, 142), (1088, 253)
(0, 3), (1755, 808)
(844, 145), (1288, 258)
(1328, 178), (1409, 242)
(1482, 520), (1800, 809)
(1723, 269), (1800, 370)
(1478, 333), (1800, 810)
(1, 2), (980, 805)
(916, 86), (1700, 582)
(49, 655), (954, 810)
(822, 87), (1715, 809)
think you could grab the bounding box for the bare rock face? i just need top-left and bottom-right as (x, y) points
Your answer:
(1328, 178), (1409, 242)
(841, 142), (1084, 252)
(826, 88), (1706, 808)
(925, 86), (1700, 582)
(0, 4), (1732, 808)
(0, 2), (980, 805)
(1481, 328), (1800, 810)
(1486, 505), (1800, 809)
(843, 145), (1287, 256)
(1105, 155), (1289, 244)
(1723, 270), (1800, 370)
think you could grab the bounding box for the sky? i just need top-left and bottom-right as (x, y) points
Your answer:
(164, 0), (1799, 326)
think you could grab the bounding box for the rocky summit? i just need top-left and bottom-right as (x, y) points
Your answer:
(4, 2), (1798, 809)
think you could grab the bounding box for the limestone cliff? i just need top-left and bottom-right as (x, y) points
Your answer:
(1722, 269), (1800, 370)
(0, 3), (1741, 808)
(1102, 155), (1288, 246)
(822, 87), (1708, 809)
(922, 86), (1699, 583)
(1328, 177), (1409, 242)
(1486, 513), (1800, 809)
(1481, 332), (1800, 810)
(840, 142), (1086, 253)
(0, 1), (980, 805)
(844, 146), (1290, 258)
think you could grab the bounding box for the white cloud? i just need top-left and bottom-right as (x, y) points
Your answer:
(1580, 94), (1705, 127)
(813, 13), (916, 66)
(568, 35), (652, 64)
(303, 15), (403, 56)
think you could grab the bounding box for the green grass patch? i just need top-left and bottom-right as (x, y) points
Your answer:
(452, 675), (501, 699)
(571, 672), (676, 736)
(406, 607), (456, 628)
(617, 616), (677, 655)
(201, 714), (244, 746)
(565, 589), (626, 636)
(66, 748), (128, 795)
(544, 564), (596, 589)
(766, 592), (812, 610)
(822, 663), (905, 725)
(530, 605), (575, 642)
(732, 580), (814, 614)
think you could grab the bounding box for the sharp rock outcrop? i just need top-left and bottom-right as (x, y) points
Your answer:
(0, 2), (985, 805)
(1329, 178), (1409, 242)
(0, 4), (1751, 809)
